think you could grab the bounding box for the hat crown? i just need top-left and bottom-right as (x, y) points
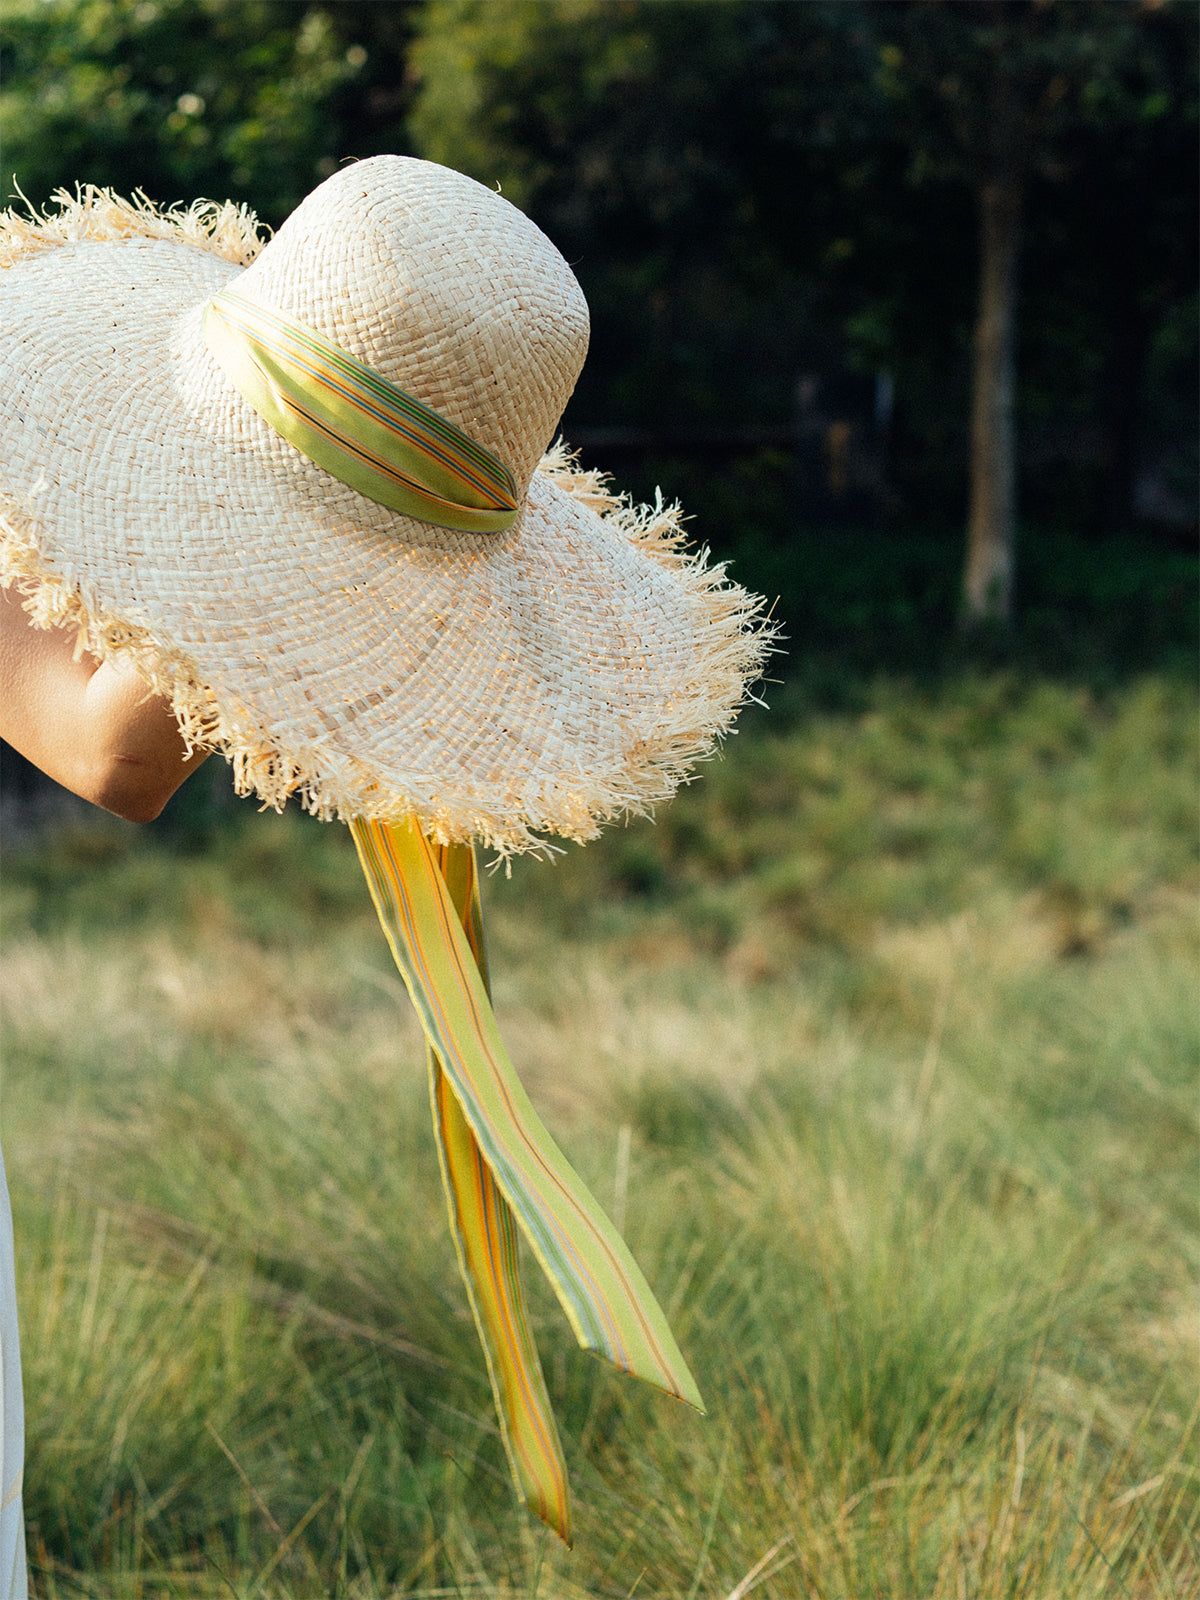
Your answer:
(236, 156), (589, 495)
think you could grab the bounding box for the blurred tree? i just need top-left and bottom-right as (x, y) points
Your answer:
(1019, 2), (1197, 534)
(871, 0), (1195, 626)
(410, 0), (876, 430)
(410, 0), (1195, 633)
(0, 0), (417, 225)
(311, 1), (426, 174)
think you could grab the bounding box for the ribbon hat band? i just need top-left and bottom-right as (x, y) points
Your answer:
(203, 289), (520, 534)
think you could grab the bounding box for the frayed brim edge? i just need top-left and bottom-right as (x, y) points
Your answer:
(0, 488), (775, 857)
(0, 189), (779, 858)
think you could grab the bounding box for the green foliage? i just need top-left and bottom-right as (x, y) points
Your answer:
(873, 0), (1151, 184)
(0, 0), (368, 222)
(5, 672), (1196, 1593)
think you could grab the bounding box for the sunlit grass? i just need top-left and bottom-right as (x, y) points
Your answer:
(3, 672), (1196, 1596)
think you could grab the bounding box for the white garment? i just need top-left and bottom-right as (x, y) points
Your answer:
(0, 1147), (27, 1600)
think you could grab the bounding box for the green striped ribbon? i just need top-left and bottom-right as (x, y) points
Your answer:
(203, 289), (519, 533)
(350, 816), (704, 1539)
(425, 839), (571, 1542)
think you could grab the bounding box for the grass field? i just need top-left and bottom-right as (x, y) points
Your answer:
(2, 670), (1197, 1598)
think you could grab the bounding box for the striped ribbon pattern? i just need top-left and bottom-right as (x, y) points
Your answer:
(425, 839), (571, 1542)
(203, 290), (519, 533)
(349, 817), (704, 1531)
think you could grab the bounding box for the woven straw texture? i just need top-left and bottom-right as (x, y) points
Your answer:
(0, 158), (771, 853)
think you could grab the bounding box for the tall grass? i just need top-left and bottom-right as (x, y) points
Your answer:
(2, 673), (1196, 1597)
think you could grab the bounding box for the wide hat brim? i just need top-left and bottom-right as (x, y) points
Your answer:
(0, 186), (769, 854)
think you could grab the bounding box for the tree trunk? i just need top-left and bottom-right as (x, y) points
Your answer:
(963, 177), (1022, 627)
(1098, 249), (1154, 532)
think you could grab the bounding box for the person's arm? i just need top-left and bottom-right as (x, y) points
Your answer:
(0, 586), (210, 823)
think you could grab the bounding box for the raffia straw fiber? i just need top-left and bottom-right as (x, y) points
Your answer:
(0, 159), (774, 855)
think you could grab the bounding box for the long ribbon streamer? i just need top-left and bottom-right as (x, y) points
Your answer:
(349, 817), (704, 1532)
(204, 290), (519, 533)
(425, 838), (571, 1541)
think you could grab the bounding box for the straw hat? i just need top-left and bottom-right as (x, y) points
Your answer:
(0, 156), (769, 852)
